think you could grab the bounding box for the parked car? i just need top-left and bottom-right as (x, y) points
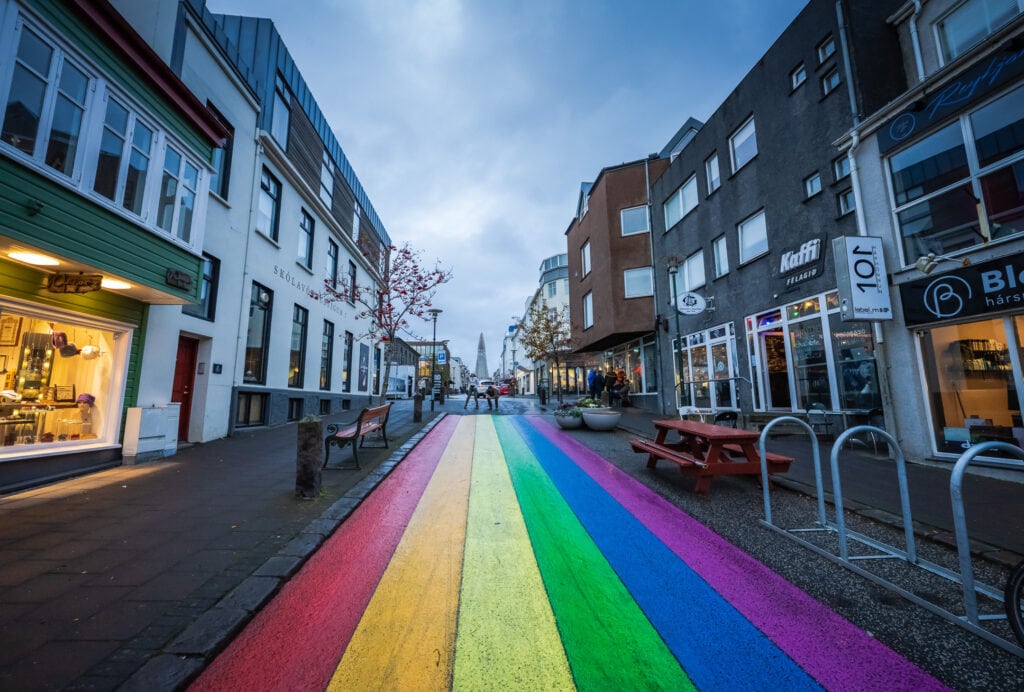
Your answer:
(476, 379), (496, 395)
(499, 384), (510, 395)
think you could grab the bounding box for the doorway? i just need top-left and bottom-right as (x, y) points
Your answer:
(172, 336), (198, 443)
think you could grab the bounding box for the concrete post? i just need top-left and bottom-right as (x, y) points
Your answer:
(295, 418), (323, 499)
(413, 393), (423, 422)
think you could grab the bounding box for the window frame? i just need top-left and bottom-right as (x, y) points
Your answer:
(623, 267), (653, 298)
(320, 150), (334, 208)
(821, 67), (841, 96)
(320, 320), (334, 391)
(729, 116), (758, 173)
(289, 304), (308, 388)
(182, 253), (219, 321)
(682, 251), (706, 292)
(298, 208), (314, 268)
(804, 172), (822, 198)
(832, 155), (851, 182)
(257, 166), (282, 242)
(817, 34), (837, 63)
(935, 0), (1022, 65)
(327, 238), (339, 289)
(207, 101), (233, 200)
(790, 63), (807, 90)
(838, 188), (856, 216)
(582, 291), (593, 329)
(580, 240), (591, 277)
(347, 260), (357, 304)
(738, 209), (769, 264)
(713, 235), (729, 278)
(343, 331), (354, 392)
(243, 282), (272, 385)
(664, 175), (699, 230)
(705, 153), (720, 194)
(271, 73), (290, 147)
(620, 205), (649, 236)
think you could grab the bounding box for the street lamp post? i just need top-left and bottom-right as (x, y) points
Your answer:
(510, 315), (519, 397)
(667, 264), (685, 408)
(428, 308), (442, 411)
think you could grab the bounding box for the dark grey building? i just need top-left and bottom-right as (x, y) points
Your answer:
(650, 0), (907, 424)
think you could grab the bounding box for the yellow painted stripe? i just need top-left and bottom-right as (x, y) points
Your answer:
(328, 416), (475, 691)
(452, 417), (575, 690)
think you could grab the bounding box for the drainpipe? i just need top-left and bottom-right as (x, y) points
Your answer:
(909, 1), (926, 84)
(836, 1), (859, 125)
(644, 157), (670, 414)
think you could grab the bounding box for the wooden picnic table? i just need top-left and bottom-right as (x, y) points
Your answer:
(630, 418), (794, 494)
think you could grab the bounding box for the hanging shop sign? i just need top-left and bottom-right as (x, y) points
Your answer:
(900, 254), (1024, 326)
(46, 273), (102, 294)
(878, 41), (1024, 154)
(675, 292), (707, 316)
(777, 236), (826, 292)
(165, 269), (193, 291)
(833, 236), (892, 321)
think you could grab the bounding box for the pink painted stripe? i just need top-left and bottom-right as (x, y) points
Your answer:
(191, 416), (459, 692)
(526, 417), (949, 692)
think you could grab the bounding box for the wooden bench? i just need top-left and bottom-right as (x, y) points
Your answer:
(630, 438), (709, 471)
(323, 403), (391, 469)
(721, 443), (794, 472)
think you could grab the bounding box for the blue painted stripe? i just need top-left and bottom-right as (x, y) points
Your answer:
(508, 417), (821, 691)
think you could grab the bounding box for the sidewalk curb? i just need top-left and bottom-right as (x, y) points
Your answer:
(123, 413), (449, 690)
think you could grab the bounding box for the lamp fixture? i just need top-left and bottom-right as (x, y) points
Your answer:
(913, 252), (971, 275)
(8, 250), (59, 266)
(100, 278), (132, 290)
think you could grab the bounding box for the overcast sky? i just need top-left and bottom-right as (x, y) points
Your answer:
(210, 0), (807, 374)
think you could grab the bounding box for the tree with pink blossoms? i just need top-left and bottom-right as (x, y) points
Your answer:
(323, 242), (452, 404)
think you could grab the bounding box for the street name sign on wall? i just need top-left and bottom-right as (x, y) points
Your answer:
(833, 236), (892, 321)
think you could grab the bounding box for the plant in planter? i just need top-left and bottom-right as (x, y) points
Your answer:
(576, 397), (608, 410)
(581, 408), (622, 431)
(553, 406), (583, 429)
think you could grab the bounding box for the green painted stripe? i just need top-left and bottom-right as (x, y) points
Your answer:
(452, 417), (574, 690)
(494, 417), (694, 691)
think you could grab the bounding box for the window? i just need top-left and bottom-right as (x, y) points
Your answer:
(889, 85), (1024, 260)
(327, 239), (339, 289)
(287, 398), (303, 421)
(93, 98), (155, 218)
(321, 320), (334, 390)
(664, 175), (699, 229)
(244, 283), (272, 384)
(182, 254), (219, 320)
(624, 267), (653, 298)
(582, 291), (593, 329)
(838, 189), (855, 215)
(821, 68), (840, 95)
(738, 210), (768, 263)
(320, 150), (334, 208)
(155, 146), (199, 242)
(343, 331), (353, 392)
(2, 24), (90, 177)
(581, 241), (591, 277)
(208, 102), (233, 199)
(682, 251), (705, 291)
(705, 153), (720, 194)
(804, 172), (822, 198)
(257, 167), (282, 241)
(730, 117), (757, 173)
(546, 281), (557, 298)
(298, 209), (314, 268)
(620, 205), (648, 235)
(790, 63), (807, 90)
(320, 399), (331, 415)
(833, 155), (851, 181)
(713, 235), (729, 277)
(373, 347), (381, 395)
(937, 0), (1021, 63)
(271, 73), (290, 147)
(347, 261), (357, 303)
(289, 305), (308, 388)
(352, 202), (361, 242)
(817, 35), (836, 63)
(236, 392), (267, 427)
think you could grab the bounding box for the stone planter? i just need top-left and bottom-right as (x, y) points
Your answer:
(554, 415), (583, 429)
(582, 409), (622, 431)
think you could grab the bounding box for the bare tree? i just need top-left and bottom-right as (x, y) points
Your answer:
(517, 302), (572, 404)
(323, 242), (452, 403)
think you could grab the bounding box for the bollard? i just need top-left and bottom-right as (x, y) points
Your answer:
(413, 393), (423, 422)
(539, 387), (547, 406)
(295, 416), (323, 499)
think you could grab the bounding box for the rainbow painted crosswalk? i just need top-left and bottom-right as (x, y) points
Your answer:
(192, 415), (948, 691)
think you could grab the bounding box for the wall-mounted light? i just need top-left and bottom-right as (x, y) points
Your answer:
(914, 252), (971, 275)
(8, 251), (59, 266)
(100, 278), (132, 290)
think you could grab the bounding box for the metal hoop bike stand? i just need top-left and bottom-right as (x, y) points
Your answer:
(757, 421), (1024, 658)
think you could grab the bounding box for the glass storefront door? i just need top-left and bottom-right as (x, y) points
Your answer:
(921, 315), (1024, 455)
(675, 324), (738, 410)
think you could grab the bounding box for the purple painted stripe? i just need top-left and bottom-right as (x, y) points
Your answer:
(525, 417), (950, 692)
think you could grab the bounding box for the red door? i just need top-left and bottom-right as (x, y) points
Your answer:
(172, 336), (198, 443)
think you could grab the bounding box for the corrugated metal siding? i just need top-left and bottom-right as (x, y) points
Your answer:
(0, 158), (202, 303)
(26, 0), (213, 161)
(288, 105), (324, 202)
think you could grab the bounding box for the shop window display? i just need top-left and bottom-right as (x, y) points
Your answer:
(0, 311), (117, 451)
(921, 316), (1024, 455)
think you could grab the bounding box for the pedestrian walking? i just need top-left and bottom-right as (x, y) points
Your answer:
(465, 374), (480, 409)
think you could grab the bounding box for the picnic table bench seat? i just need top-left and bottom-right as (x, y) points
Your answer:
(323, 403), (391, 469)
(630, 438), (709, 470)
(721, 443), (795, 471)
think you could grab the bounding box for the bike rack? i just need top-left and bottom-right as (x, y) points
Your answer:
(758, 419), (1024, 658)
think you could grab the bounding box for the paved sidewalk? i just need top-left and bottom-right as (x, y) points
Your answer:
(0, 394), (1022, 690)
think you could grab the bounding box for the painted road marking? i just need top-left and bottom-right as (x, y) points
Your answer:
(452, 417), (574, 690)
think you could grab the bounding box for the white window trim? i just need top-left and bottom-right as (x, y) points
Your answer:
(713, 235), (729, 277)
(738, 209), (769, 264)
(581, 240), (591, 277)
(582, 291), (593, 329)
(790, 63), (806, 90)
(623, 267), (653, 298)
(817, 35), (836, 63)
(664, 175), (699, 230)
(821, 68), (840, 95)
(682, 251), (705, 292)
(729, 116), (757, 173)
(620, 205), (649, 236)
(705, 153), (720, 194)
(804, 172), (822, 198)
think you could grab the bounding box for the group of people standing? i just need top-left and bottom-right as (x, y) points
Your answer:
(587, 368), (631, 407)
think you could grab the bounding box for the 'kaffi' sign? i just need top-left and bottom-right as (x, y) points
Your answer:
(46, 273), (102, 294)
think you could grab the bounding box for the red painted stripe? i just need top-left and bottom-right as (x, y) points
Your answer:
(190, 416), (458, 692)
